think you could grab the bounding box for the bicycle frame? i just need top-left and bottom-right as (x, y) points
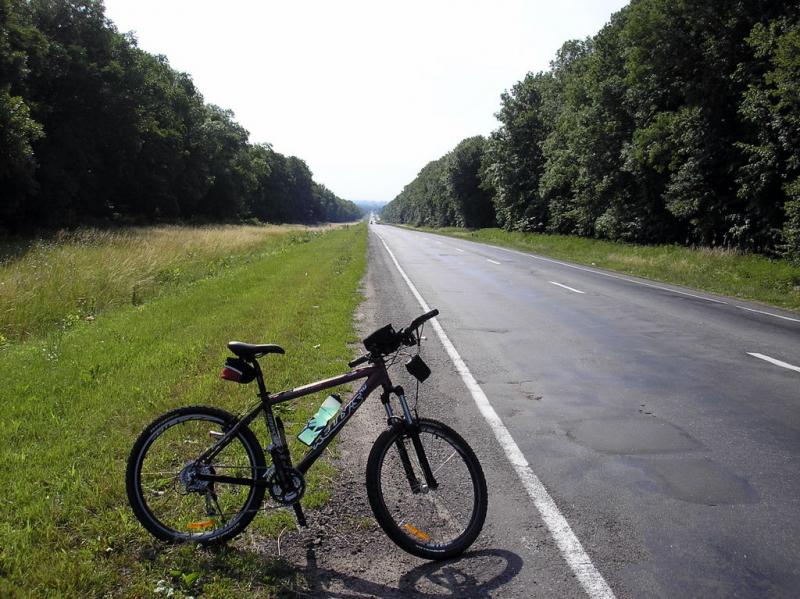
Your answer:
(194, 356), (426, 489)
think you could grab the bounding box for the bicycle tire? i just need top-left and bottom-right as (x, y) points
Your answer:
(126, 405), (266, 544)
(366, 418), (487, 560)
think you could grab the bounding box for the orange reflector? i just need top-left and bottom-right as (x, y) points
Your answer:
(187, 520), (214, 530)
(402, 523), (431, 541)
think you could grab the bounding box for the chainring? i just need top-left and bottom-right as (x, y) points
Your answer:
(266, 467), (306, 505)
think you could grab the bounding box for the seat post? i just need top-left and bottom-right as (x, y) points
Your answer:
(252, 359), (269, 399)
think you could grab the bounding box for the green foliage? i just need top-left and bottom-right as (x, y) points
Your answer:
(0, 0), (358, 231)
(384, 1), (800, 261)
(382, 136), (495, 228)
(739, 16), (800, 260)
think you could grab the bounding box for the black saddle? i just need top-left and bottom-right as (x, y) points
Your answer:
(227, 341), (285, 360)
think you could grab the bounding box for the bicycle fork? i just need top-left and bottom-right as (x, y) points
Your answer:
(383, 386), (439, 493)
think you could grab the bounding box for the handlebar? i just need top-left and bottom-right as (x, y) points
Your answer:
(406, 309), (439, 333)
(349, 309), (439, 368)
(400, 308), (439, 346)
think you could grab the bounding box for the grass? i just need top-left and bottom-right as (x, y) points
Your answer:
(408, 226), (800, 312)
(0, 224), (338, 342)
(0, 223), (367, 597)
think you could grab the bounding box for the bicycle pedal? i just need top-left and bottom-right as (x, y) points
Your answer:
(293, 503), (307, 527)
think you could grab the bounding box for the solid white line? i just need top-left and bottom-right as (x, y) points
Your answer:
(747, 352), (800, 373)
(737, 306), (800, 323)
(550, 281), (585, 294)
(375, 232), (615, 599)
(486, 259), (501, 265)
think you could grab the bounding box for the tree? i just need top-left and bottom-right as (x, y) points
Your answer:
(444, 136), (495, 228)
(485, 71), (554, 231)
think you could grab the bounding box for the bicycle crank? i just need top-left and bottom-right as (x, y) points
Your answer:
(266, 467), (306, 505)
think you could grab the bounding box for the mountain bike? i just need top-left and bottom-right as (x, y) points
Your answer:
(126, 309), (487, 560)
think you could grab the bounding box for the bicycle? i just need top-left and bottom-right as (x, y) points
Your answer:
(126, 309), (487, 560)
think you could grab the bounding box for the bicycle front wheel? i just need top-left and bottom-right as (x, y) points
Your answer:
(366, 418), (487, 560)
(126, 405), (266, 544)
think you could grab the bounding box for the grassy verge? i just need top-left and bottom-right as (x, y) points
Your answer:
(406, 226), (800, 312)
(0, 224), (339, 342)
(0, 223), (367, 597)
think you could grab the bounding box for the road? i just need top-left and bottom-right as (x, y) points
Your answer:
(368, 224), (800, 598)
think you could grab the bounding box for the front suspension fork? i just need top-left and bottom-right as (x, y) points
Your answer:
(383, 385), (439, 492)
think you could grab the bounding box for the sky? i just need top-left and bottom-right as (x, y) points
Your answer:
(102, 0), (629, 203)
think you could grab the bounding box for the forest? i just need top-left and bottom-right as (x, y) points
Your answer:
(382, 0), (800, 261)
(0, 0), (361, 231)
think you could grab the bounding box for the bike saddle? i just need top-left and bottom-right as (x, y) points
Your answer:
(227, 341), (285, 359)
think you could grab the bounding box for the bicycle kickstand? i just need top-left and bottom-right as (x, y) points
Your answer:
(293, 502), (307, 527)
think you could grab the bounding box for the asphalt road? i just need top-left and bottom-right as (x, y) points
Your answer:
(368, 224), (800, 598)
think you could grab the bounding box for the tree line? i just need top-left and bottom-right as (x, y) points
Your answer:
(0, 0), (360, 232)
(382, 0), (800, 261)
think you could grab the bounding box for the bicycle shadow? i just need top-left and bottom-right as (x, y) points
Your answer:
(297, 546), (523, 598)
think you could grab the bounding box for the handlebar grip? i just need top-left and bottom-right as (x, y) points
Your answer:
(348, 355), (369, 368)
(408, 308), (439, 332)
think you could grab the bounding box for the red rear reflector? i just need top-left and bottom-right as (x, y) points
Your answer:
(221, 366), (243, 382)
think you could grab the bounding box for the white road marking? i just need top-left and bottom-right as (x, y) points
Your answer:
(486, 259), (501, 265)
(451, 238), (730, 305)
(737, 306), (800, 323)
(550, 281), (585, 294)
(376, 231), (616, 599)
(456, 248), (465, 253)
(747, 353), (800, 373)
(433, 230), (800, 324)
(435, 240), (443, 245)
(432, 233), (800, 322)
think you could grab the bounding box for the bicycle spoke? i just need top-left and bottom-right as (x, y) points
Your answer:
(130, 410), (264, 542)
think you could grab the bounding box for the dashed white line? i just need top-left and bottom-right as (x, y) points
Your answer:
(465, 241), (731, 305)
(747, 353), (800, 373)
(550, 281), (585, 294)
(376, 232), (616, 599)
(455, 248), (465, 253)
(486, 259), (501, 265)
(737, 306), (800, 323)
(403, 227), (800, 325)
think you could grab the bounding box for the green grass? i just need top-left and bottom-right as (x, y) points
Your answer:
(408, 226), (800, 312)
(0, 224), (337, 343)
(0, 223), (367, 597)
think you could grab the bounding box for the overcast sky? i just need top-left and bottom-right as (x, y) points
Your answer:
(103, 0), (629, 203)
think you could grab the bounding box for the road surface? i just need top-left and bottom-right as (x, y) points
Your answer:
(368, 224), (800, 598)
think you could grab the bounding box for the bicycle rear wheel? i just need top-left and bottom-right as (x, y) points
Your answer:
(366, 418), (487, 560)
(126, 405), (266, 544)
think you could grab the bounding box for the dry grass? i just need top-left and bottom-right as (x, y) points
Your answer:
(0, 224), (324, 342)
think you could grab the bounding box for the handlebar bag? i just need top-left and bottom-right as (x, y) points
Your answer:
(363, 324), (401, 355)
